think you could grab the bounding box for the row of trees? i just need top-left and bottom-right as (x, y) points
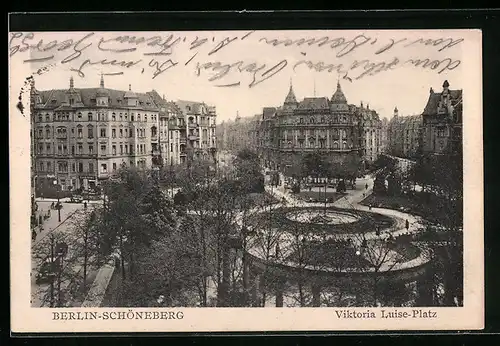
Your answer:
(33, 149), (272, 307)
(371, 144), (463, 306)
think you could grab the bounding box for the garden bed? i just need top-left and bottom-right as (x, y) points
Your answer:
(286, 238), (371, 269)
(248, 206), (396, 235)
(295, 191), (344, 203)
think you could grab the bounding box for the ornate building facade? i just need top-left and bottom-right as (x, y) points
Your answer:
(32, 77), (217, 193)
(256, 82), (383, 178)
(32, 76), (160, 192)
(174, 100), (217, 164)
(387, 107), (423, 159)
(421, 80), (463, 156)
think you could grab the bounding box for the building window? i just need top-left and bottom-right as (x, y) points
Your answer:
(46, 143), (51, 153)
(119, 129), (123, 137)
(299, 117), (304, 124)
(39, 162), (44, 171)
(100, 128), (106, 137)
(138, 114), (141, 122)
(38, 129), (43, 138)
(120, 145), (123, 155)
(101, 145), (107, 154)
(151, 126), (157, 137)
(47, 162), (52, 171)
(89, 162), (94, 172)
(112, 129), (116, 138)
(125, 145), (128, 154)
(57, 144), (62, 154)
(100, 164), (107, 173)
(77, 127), (83, 138)
(58, 161), (68, 172)
(113, 162), (117, 171)
(72, 163), (76, 172)
(131, 114), (135, 121)
(145, 115), (148, 122)
(71, 146), (75, 155)
(78, 162), (83, 172)
(77, 112), (82, 119)
(45, 114), (50, 122)
(88, 113), (93, 121)
(88, 126), (94, 138)
(89, 145), (94, 154)
(112, 145), (116, 155)
(112, 113), (116, 121)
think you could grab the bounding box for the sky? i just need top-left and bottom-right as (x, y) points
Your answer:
(10, 29), (471, 122)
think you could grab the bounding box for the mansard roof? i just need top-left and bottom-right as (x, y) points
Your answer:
(37, 88), (159, 111)
(422, 89), (462, 116)
(297, 97), (330, 110)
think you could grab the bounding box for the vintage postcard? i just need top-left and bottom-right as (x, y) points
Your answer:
(9, 29), (483, 333)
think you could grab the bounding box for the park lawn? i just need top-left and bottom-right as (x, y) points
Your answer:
(296, 191), (344, 203)
(287, 240), (371, 270)
(360, 194), (431, 219)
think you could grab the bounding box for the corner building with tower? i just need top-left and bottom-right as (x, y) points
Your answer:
(257, 81), (383, 178)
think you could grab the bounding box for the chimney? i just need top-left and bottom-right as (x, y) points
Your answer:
(394, 106), (399, 117)
(100, 73), (104, 88)
(69, 76), (74, 89)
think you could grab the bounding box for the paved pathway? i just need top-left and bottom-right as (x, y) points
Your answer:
(246, 175), (429, 273)
(31, 201), (99, 307)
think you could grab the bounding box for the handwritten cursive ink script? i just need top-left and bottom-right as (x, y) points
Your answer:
(195, 59), (288, 88)
(9, 31), (463, 87)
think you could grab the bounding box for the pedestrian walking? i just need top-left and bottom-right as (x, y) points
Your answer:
(405, 219), (410, 230)
(84, 201), (87, 209)
(365, 183), (368, 190)
(51, 202), (55, 209)
(47, 209), (51, 217)
(369, 204), (372, 210)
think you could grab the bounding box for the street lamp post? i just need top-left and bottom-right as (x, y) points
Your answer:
(53, 179), (61, 222)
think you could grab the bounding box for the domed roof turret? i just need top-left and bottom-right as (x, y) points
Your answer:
(331, 81), (347, 104)
(124, 84), (137, 98)
(96, 74), (109, 97)
(284, 82), (298, 105)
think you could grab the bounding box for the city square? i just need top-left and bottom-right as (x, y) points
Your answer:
(29, 71), (463, 308)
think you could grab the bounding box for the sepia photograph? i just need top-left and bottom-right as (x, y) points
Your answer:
(9, 27), (483, 332)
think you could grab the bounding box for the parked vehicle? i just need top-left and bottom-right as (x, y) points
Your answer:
(70, 195), (83, 203)
(35, 257), (61, 284)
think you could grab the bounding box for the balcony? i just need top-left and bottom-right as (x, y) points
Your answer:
(99, 172), (109, 178)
